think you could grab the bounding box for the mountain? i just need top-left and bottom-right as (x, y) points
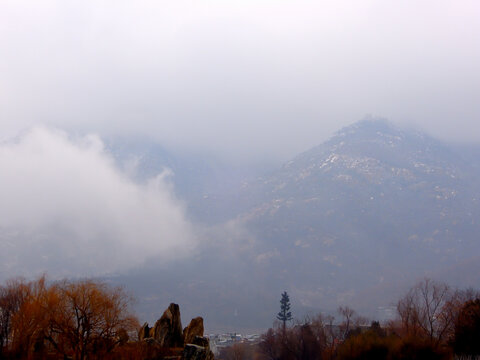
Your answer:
(104, 136), (273, 223)
(235, 118), (480, 310)
(111, 119), (480, 331)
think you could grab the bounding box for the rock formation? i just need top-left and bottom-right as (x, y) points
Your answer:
(138, 322), (150, 341)
(191, 336), (209, 348)
(182, 337), (214, 360)
(139, 303), (213, 359)
(183, 317), (204, 344)
(152, 303), (184, 348)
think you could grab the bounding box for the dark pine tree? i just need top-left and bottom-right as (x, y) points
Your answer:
(277, 291), (292, 334)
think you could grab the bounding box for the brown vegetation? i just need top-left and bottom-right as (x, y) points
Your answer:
(220, 278), (480, 360)
(2, 276), (480, 360)
(452, 298), (480, 359)
(0, 276), (138, 359)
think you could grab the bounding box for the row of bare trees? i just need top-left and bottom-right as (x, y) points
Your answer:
(0, 276), (138, 359)
(222, 278), (480, 360)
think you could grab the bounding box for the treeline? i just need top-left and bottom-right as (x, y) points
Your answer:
(0, 276), (139, 359)
(219, 279), (480, 360)
(2, 276), (479, 359)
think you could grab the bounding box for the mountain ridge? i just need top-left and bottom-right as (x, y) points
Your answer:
(110, 118), (480, 331)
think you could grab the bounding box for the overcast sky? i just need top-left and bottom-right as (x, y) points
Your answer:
(0, 1), (479, 278)
(1, 0), (479, 161)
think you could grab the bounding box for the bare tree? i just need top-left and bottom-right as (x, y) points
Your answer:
(338, 306), (356, 340)
(257, 328), (281, 360)
(397, 278), (457, 346)
(219, 342), (254, 360)
(307, 314), (328, 351)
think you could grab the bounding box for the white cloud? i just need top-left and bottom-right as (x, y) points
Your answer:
(0, 127), (195, 279)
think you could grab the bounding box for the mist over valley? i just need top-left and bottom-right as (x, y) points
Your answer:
(1, 0), (479, 344)
(96, 119), (480, 331)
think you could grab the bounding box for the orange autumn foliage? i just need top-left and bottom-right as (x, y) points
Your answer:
(1, 276), (138, 360)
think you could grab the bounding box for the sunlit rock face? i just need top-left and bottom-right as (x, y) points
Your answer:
(184, 317), (205, 345)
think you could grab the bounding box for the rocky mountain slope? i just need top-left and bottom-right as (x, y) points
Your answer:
(236, 119), (480, 308)
(112, 119), (480, 331)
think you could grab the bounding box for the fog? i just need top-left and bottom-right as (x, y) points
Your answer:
(0, 0), (480, 307)
(0, 127), (194, 279)
(1, 0), (479, 162)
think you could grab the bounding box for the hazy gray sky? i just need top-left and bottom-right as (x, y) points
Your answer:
(0, 1), (479, 278)
(1, 0), (479, 161)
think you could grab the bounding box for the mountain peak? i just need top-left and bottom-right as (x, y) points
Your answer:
(350, 116), (393, 128)
(334, 117), (400, 139)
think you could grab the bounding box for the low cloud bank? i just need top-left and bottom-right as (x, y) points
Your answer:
(0, 127), (195, 279)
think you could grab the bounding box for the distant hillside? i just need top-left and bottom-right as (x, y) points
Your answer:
(234, 119), (480, 309)
(112, 119), (480, 331)
(105, 136), (273, 223)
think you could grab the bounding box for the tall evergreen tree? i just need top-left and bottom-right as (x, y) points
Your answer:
(277, 291), (292, 333)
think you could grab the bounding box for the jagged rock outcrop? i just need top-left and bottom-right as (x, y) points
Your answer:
(138, 322), (150, 341)
(191, 336), (210, 349)
(152, 303), (184, 348)
(183, 317), (204, 344)
(182, 341), (214, 360)
(139, 303), (213, 359)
